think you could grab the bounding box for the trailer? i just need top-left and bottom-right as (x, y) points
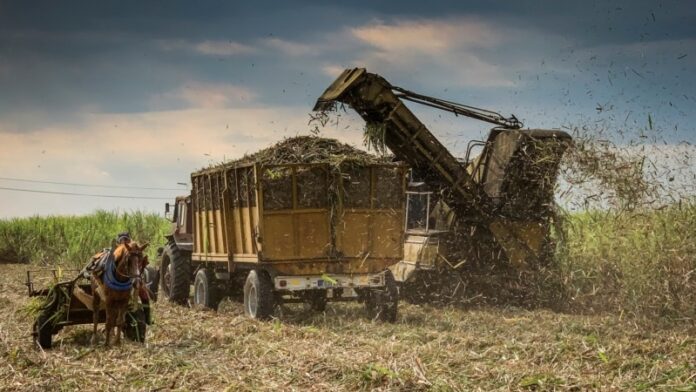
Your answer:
(27, 267), (156, 349)
(159, 143), (408, 321)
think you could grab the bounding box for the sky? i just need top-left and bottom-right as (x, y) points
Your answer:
(0, 0), (694, 217)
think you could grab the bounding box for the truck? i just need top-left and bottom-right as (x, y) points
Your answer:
(314, 68), (572, 294)
(158, 143), (408, 321)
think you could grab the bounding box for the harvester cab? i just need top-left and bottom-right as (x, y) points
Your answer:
(315, 68), (572, 283)
(390, 180), (450, 282)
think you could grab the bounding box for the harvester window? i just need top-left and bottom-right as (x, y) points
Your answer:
(405, 191), (431, 232)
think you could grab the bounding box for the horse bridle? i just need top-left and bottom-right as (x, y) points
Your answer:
(115, 248), (143, 281)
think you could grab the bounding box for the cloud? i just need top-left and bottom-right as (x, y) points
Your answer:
(262, 38), (316, 56)
(156, 39), (256, 57)
(194, 40), (257, 56)
(151, 82), (257, 109)
(345, 18), (516, 88)
(350, 18), (501, 54)
(321, 64), (345, 78)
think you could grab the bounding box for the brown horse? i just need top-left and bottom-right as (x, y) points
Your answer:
(90, 242), (148, 346)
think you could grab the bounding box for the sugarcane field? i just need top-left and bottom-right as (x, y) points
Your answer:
(1, 2), (695, 391)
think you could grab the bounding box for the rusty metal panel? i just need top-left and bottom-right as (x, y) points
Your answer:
(214, 209), (225, 254)
(488, 219), (546, 268)
(262, 213), (294, 259)
(232, 207), (244, 254)
(206, 210), (215, 253)
(295, 211), (330, 258)
(336, 211), (370, 257)
(370, 211), (403, 258)
(240, 207), (253, 254)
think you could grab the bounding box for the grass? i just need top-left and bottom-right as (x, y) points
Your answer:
(0, 263), (694, 391)
(555, 202), (696, 318)
(0, 210), (170, 267)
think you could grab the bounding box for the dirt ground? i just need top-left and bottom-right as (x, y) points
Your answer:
(0, 263), (694, 391)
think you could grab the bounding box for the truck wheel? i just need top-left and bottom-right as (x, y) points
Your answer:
(124, 309), (147, 343)
(193, 268), (222, 310)
(160, 243), (191, 304)
(243, 270), (274, 320)
(33, 309), (54, 349)
(365, 271), (399, 323)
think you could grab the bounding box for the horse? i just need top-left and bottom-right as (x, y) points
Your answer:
(90, 242), (148, 346)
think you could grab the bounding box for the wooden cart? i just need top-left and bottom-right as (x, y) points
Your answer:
(26, 269), (153, 349)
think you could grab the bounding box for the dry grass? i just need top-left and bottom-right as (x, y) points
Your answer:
(1, 263), (694, 391)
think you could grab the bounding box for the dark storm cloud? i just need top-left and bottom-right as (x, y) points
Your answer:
(0, 0), (694, 138)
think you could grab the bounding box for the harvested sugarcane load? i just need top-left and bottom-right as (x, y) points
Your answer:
(158, 136), (407, 322)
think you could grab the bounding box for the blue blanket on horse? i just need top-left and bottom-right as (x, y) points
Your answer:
(88, 249), (133, 292)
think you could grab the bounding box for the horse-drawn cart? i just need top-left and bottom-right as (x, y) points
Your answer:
(26, 267), (157, 349)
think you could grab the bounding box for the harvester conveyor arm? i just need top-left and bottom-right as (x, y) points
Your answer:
(314, 68), (495, 213)
(391, 86), (523, 130)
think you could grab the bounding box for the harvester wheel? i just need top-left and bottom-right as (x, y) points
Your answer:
(160, 243), (191, 304)
(124, 308), (147, 343)
(243, 270), (274, 320)
(365, 271), (399, 323)
(193, 268), (222, 310)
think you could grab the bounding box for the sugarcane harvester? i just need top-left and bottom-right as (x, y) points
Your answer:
(314, 68), (571, 287)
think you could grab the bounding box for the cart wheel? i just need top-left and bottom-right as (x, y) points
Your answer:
(33, 310), (54, 349)
(193, 268), (222, 310)
(33, 288), (60, 349)
(365, 271), (399, 323)
(243, 270), (275, 320)
(143, 266), (160, 302)
(124, 309), (147, 343)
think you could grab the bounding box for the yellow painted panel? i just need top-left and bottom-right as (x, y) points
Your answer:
(240, 207), (253, 254)
(337, 212), (369, 257)
(194, 211), (202, 253)
(232, 208), (244, 254)
(206, 210), (217, 254)
(214, 209), (225, 254)
(296, 212), (330, 259)
(489, 219), (546, 267)
(262, 214), (295, 259)
(371, 212), (403, 258)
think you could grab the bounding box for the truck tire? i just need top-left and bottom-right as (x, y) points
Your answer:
(243, 270), (275, 320)
(160, 243), (191, 304)
(124, 309), (147, 343)
(193, 268), (222, 310)
(365, 271), (399, 323)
